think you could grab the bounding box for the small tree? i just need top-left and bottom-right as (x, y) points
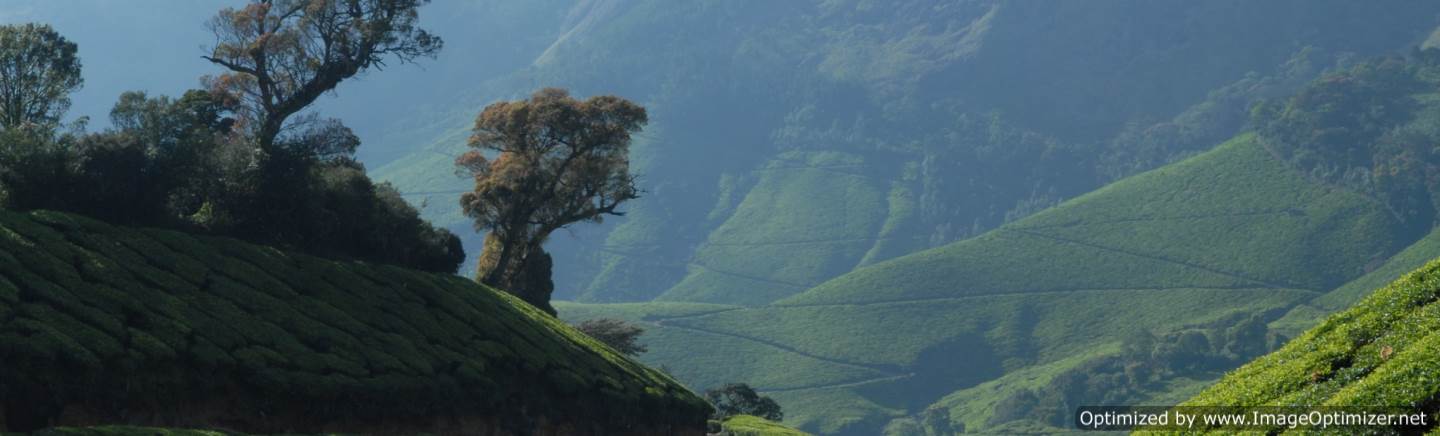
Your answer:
(705, 383), (783, 422)
(0, 23), (82, 130)
(457, 88), (646, 315)
(203, 0), (443, 150)
(574, 318), (647, 357)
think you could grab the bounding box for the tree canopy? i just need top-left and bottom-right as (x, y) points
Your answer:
(203, 0), (443, 149)
(458, 88), (647, 314)
(0, 4), (464, 274)
(574, 318), (648, 357)
(705, 383), (783, 422)
(0, 23), (82, 131)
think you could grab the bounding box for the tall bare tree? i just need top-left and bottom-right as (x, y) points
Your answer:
(0, 23), (82, 130)
(203, 0), (442, 150)
(457, 88), (646, 315)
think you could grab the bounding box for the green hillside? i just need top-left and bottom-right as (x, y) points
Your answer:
(1269, 227), (1440, 338)
(374, 1), (1440, 304)
(558, 134), (1412, 434)
(654, 151), (894, 305)
(1153, 258), (1440, 435)
(0, 210), (708, 434)
(718, 415), (813, 436)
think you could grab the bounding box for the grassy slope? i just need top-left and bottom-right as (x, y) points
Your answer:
(655, 151), (895, 305)
(1153, 258), (1440, 435)
(1269, 227), (1440, 338)
(781, 134), (1397, 306)
(0, 210), (709, 432)
(720, 415), (813, 436)
(558, 135), (1408, 434)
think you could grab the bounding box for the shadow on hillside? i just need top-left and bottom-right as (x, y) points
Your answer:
(831, 334), (1003, 435)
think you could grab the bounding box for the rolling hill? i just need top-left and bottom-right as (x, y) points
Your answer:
(373, 0), (1440, 305)
(0, 210), (708, 434)
(558, 133), (1421, 434)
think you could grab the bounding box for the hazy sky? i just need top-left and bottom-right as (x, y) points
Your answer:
(0, 0), (480, 153)
(0, 1), (241, 129)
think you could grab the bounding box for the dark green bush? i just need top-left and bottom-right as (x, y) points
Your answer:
(0, 91), (463, 273)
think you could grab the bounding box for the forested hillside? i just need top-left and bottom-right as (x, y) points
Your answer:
(373, 0), (1440, 306)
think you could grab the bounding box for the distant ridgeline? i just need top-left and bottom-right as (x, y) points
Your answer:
(0, 211), (709, 434)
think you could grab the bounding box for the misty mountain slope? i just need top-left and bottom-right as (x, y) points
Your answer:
(1143, 258), (1440, 435)
(557, 135), (1414, 434)
(780, 135), (1400, 306)
(652, 151), (894, 305)
(373, 0), (1440, 304)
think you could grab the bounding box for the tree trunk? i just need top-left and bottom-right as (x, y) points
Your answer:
(475, 233), (555, 315)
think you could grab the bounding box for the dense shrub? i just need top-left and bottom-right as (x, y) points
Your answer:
(574, 318), (648, 357)
(0, 91), (464, 273)
(989, 313), (1284, 428)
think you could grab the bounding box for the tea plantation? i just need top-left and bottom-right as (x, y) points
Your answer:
(1151, 258), (1440, 435)
(0, 210), (709, 433)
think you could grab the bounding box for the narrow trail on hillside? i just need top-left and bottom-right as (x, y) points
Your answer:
(650, 318), (901, 376)
(681, 261), (813, 289)
(761, 372), (918, 393)
(1010, 208), (1306, 230)
(648, 320), (915, 393)
(1006, 228), (1317, 292)
(641, 307), (745, 324)
(751, 164), (882, 180)
(775, 285), (1317, 308)
(699, 235), (927, 248)
(633, 308), (922, 392)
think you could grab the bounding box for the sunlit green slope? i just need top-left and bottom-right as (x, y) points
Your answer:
(719, 415), (813, 436)
(557, 135), (1409, 434)
(0, 210), (708, 434)
(1149, 258), (1440, 435)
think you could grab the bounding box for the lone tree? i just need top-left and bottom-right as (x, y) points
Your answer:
(573, 318), (647, 357)
(705, 383), (783, 422)
(0, 23), (82, 130)
(203, 0), (442, 150)
(457, 88), (646, 315)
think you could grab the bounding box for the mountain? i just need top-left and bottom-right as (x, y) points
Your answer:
(372, 0), (1440, 306)
(0, 210), (708, 434)
(557, 131), (1423, 434)
(1155, 257), (1440, 434)
(556, 47), (1440, 434)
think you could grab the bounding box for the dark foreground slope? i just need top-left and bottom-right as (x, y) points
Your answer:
(1153, 258), (1440, 435)
(0, 211), (709, 435)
